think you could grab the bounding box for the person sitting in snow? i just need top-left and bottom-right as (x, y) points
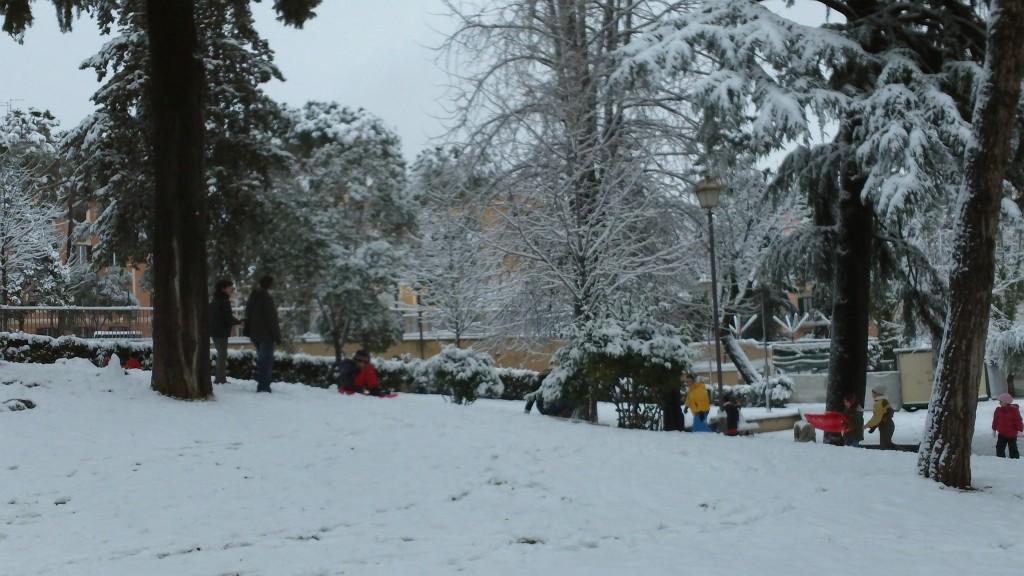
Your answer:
(337, 354), (362, 394)
(992, 392), (1023, 459)
(351, 349), (388, 397)
(865, 384), (895, 449)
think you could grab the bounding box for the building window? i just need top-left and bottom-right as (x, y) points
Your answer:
(72, 202), (89, 223)
(797, 295), (814, 316)
(72, 244), (92, 264)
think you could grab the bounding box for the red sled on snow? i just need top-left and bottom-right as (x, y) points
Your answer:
(803, 411), (848, 433)
(339, 389), (398, 398)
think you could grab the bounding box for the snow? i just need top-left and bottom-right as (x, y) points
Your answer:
(2, 359), (1022, 576)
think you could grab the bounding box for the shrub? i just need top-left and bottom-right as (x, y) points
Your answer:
(417, 345), (503, 405)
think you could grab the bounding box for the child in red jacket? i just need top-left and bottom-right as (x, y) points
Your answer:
(992, 393), (1023, 459)
(352, 349), (387, 397)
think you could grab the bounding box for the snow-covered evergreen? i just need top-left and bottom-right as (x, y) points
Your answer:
(0, 109), (70, 311)
(278, 102), (418, 362)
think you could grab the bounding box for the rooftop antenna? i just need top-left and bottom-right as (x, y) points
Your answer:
(0, 99), (24, 116)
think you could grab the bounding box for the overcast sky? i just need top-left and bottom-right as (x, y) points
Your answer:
(0, 1), (454, 161)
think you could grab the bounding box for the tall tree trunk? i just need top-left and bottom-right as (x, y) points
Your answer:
(147, 0), (211, 400)
(825, 179), (873, 444)
(919, 0), (1024, 488)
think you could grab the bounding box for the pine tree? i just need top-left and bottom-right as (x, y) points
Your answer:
(2, 0), (321, 400)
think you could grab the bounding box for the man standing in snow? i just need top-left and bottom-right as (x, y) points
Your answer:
(244, 275), (281, 393)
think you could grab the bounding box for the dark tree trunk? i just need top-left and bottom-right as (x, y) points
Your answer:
(824, 179), (873, 444)
(919, 0), (1024, 488)
(146, 0), (211, 400)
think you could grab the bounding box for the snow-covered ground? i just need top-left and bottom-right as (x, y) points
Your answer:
(1, 358), (1021, 576)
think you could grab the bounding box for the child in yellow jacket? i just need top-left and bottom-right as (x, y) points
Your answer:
(865, 385), (895, 449)
(684, 373), (710, 429)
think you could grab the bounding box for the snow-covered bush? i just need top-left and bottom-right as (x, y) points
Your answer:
(1, 332), (543, 401)
(708, 375), (793, 409)
(552, 306), (693, 428)
(417, 344), (503, 405)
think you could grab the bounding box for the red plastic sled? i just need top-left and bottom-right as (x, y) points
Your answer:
(339, 389), (398, 398)
(803, 412), (848, 433)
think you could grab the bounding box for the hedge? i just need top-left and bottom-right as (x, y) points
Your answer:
(0, 332), (540, 400)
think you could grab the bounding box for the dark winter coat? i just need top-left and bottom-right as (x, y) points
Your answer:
(723, 401), (740, 435)
(338, 359), (360, 392)
(208, 290), (240, 339)
(992, 404), (1023, 438)
(842, 404), (864, 442)
(244, 287), (281, 344)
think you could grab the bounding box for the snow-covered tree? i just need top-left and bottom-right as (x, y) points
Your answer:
(4, 0), (321, 400)
(0, 109), (70, 326)
(919, 0), (1024, 488)
(62, 0), (290, 278)
(408, 146), (501, 347)
(440, 1), (709, 418)
(278, 102), (418, 372)
(617, 0), (987, 439)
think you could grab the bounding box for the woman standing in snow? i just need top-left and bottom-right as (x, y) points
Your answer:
(208, 278), (240, 384)
(992, 393), (1023, 459)
(865, 385), (895, 449)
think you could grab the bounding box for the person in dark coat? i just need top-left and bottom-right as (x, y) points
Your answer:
(208, 278), (241, 384)
(841, 393), (864, 447)
(244, 275), (281, 393)
(722, 393), (741, 436)
(524, 371), (576, 418)
(337, 355), (361, 394)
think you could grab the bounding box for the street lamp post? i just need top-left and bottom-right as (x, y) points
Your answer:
(761, 283), (772, 412)
(694, 176), (725, 412)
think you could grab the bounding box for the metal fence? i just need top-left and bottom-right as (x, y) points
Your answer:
(0, 305), (482, 343)
(0, 306), (155, 339)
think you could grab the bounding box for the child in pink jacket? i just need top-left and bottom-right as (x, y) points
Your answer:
(992, 393), (1023, 459)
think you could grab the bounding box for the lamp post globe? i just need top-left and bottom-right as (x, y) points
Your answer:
(694, 176), (723, 210)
